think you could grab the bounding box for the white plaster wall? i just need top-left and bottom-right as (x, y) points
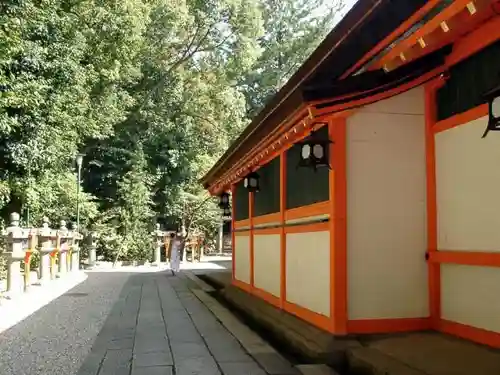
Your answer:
(435, 115), (500, 251)
(358, 87), (424, 115)
(234, 235), (251, 283)
(286, 230), (330, 316)
(347, 88), (429, 320)
(253, 234), (281, 297)
(441, 264), (500, 333)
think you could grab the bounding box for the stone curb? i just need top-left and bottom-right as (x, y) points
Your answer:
(182, 270), (215, 292)
(182, 273), (339, 375)
(295, 364), (341, 375)
(347, 347), (425, 375)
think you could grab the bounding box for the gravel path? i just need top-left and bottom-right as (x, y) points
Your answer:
(0, 272), (131, 375)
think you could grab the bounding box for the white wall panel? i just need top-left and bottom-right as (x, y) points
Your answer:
(234, 235), (251, 283)
(286, 231), (330, 316)
(347, 89), (428, 320)
(254, 234), (281, 297)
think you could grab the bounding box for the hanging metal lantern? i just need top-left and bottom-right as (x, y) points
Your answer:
(482, 85), (500, 138)
(221, 206), (232, 218)
(297, 127), (333, 170)
(218, 192), (230, 208)
(243, 172), (260, 192)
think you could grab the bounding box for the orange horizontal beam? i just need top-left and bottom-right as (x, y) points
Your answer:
(285, 201), (330, 221)
(210, 106), (311, 192)
(233, 279), (252, 293)
(252, 286), (280, 308)
(446, 11), (500, 67)
(433, 104), (488, 133)
(341, 0), (443, 78)
(253, 227), (281, 235)
(253, 212), (281, 225)
(373, 0), (482, 70)
(284, 221), (329, 234)
(429, 250), (500, 267)
(234, 219), (251, 229)
(347, 317), (431, 334)
(283, 301), (333, 333)
(439, 319), (500, 349)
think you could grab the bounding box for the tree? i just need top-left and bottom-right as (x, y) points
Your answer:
(113, 145), (154, 263)
(0, 0), (343, 266)
(83, 0), (264, 236)
(0, 0), (149, 223)
(240, 0), (345, 117)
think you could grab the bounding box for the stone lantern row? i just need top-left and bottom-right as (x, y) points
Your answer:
(2, 213), (84, 297)
(152, 223), (170, 266)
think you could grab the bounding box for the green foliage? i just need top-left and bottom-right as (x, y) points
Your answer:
(16, 171), (99, 227)
(114, 146), (154, 262)
(240, 0), (345, 117)
(0, 0), (341, 267)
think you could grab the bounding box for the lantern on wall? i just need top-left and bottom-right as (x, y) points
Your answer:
(243, 172), (260, 192)
(482, 85), (500, 138)
(217, 191), (232, 219)
(221, 206), (232, 218)
(297, 127), (333, 170)
(218, 192), (230, 208)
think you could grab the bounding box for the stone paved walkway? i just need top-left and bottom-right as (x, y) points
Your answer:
(77, 272), (270, 375)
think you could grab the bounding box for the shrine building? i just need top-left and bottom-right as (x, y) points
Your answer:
(201, 0), (500, 348)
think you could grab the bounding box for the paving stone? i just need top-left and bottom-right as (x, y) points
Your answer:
(171, 341), (212, 361)
(200, 326), (237, 341)
(175, 357), (221, 375)
(134, 339), (170, 354)
(74, 272), (278, 375)
(253, 352), (299, 375)
(163, 311), (192, 322)
(136, 323), (166, 333)
(99, 349), (132, 375)
(219, 361), (268, 375)
(211, 349), (256, 364)
(166, 325), (202, 343)
(111, 327), (136, 340)
(133, 350), (173, 367)
(131, 365), (173, 375)
(108, 337), (134, 350)
(204, 335), (253, 363)
(137, 316), (164, 324)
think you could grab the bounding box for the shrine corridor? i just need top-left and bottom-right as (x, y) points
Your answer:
(0, 270), (277, 375)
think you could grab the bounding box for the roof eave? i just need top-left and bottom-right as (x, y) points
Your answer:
(200, 0), (383, 187)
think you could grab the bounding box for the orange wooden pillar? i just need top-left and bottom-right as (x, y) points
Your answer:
(231, 185), (236, 282)
(424, 80), (441, 329)
(279, 152), (287, 309)
(329, 118), (348, 334)
(249, 191), (255, 289)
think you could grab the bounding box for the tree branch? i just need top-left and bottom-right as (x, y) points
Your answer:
(128, 22), (214, 121)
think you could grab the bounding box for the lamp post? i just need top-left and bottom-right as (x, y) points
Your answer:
(75, 153), (85, 232)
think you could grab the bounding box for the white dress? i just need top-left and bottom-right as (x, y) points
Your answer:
(170, 239), (181, 273)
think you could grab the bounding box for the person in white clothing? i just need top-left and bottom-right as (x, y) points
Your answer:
(169, 232), (182, 275)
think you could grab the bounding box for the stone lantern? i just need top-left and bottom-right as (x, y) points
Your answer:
(151, 223), (164, 266)
(37, 217), (57, 284)
(86, 231), (98, 269)
(2, 213), (30, 296)
(57, 220), (70, 277)
(70, 222), (83, 272)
